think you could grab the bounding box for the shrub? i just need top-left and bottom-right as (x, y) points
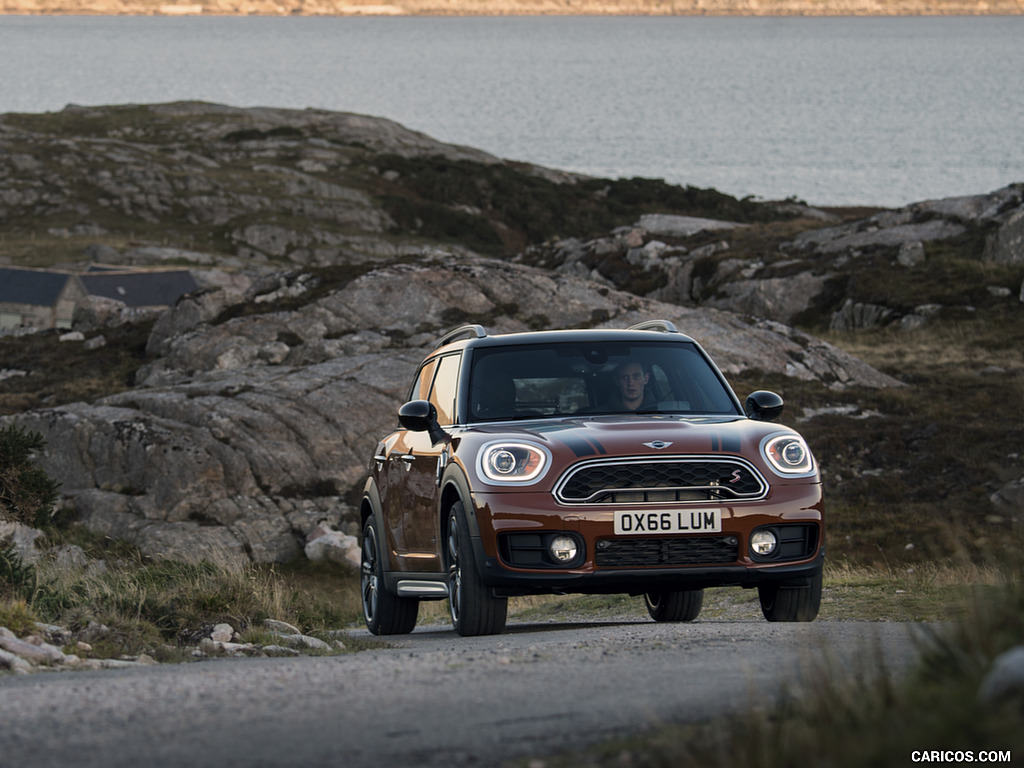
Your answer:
(0, 424), (60, 528)
(0, 537), (37, 602)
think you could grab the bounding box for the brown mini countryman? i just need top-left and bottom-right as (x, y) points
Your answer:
(360, 321), (824, 636)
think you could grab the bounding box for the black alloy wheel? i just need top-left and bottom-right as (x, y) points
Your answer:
(361, 516), (419, 635)
(447, 501), (508, 636)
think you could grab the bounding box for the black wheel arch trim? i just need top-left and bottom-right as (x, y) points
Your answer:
(439, 465), (500, 584)
(360, 478), (390, 572)
(439, 465), (477, 536)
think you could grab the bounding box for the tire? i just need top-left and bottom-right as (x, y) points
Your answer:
(447, 501), (507, 636)
(644, 589), (704, 622)
(757, 567), (822, 622)
(361, 516), (419, 635)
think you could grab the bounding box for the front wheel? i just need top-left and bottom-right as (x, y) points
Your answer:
(361, 517), (419, 635)
(644, 589), (704, 622)
(757, 568), (822, 622)
(447, 501), (507, 636)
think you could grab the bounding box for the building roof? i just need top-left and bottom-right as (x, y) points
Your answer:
(78, 270), (198, 308)
(0, 268), (74, 307)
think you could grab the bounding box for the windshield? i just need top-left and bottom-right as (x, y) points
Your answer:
(466, 340), (739, 423)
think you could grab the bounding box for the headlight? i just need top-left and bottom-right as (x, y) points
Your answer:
(761, 434), (815, 476)
(479, 442), (551, 484)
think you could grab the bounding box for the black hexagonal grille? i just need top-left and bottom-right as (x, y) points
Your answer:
(594, 536), (738, 567)
(556, 458), (767, 505)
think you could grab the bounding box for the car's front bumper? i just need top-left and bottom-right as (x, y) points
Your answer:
(467, 483), (825, 596)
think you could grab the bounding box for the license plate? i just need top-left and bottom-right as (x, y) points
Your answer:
(613, 508), (722, 535)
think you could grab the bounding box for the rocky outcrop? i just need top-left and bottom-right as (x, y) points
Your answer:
(526, 184), (1024, 329)
(3, 102), (1016, 567)
(8, 255), (901, 564)
(0, 102), (532, 268)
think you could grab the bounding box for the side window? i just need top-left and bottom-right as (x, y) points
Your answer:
(410, 359), (438, 402)
(428, 354), (461, 426)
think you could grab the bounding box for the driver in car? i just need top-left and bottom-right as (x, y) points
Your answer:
(612, 360), (651, 411)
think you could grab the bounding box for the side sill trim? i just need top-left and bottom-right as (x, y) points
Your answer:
(396, 580), (449, 598)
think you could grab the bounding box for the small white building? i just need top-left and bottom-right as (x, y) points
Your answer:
(0, 268), (85, 330)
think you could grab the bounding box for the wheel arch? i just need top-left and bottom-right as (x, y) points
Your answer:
(439, 465), (476, 567)
(360, 477), (388, 567)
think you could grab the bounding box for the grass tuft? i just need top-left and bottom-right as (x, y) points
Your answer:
(520, 568), (1024, 768)
(1, 526), (365, 659)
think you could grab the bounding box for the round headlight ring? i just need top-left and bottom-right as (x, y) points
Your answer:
(781, 440), (806, 467)
(490, 449), (517, 475)
(762, 434), (815, 476)
(479, 441), (551, 484)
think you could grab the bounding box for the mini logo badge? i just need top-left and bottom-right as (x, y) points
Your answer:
(643, 440), (673, 450)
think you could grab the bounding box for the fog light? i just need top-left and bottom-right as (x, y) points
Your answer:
(751, 530), (778, 556)
(548, 535), (578, 563)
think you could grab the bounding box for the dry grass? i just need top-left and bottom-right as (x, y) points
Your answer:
(3, 530), (367, 659)
(515, 563), (1024, 768)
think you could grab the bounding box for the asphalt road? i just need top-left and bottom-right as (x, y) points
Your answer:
(0, 618), (928, 768)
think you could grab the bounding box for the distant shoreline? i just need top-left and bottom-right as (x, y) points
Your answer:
(3, 0), (1023, 17)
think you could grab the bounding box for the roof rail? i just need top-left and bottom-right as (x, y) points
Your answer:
(434, 324), (487, 349)
(627, 320), (679, 334)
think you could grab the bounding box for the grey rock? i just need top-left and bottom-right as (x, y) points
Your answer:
(990, 476), (1024, 514)
(689, 240), (730, 260)
(84, 335), (107, 351)
(792, 218), (966, 254)
(897, 240), (925, 267)
(304, 526), (361, 571)
(264, 619), (302, 635)
(830, 299), (896, 331)
(0, 634), (65, 665)
(124, 245), (218, 266)
(270, 632), (332, 651)
(707, 272), (829, 322)
(0, 520), (44, 563)
(900, 314), (929, 332)
(983, 208), (1024, 265)
(978, 645), (1024, 704)
(0, 648), (34, 674)
(911, 184), (1023, 224)
(638, 214), (744, 238)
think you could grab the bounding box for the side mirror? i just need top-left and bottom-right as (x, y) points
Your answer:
(398, 400), (446, 444)
(745, 390), (785, 422)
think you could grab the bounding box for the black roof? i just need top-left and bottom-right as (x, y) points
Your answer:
(0, 268), (73, 307)
(79, 271), (198, 308)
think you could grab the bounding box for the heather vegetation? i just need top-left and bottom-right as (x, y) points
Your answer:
(1, 103), (1021, 763)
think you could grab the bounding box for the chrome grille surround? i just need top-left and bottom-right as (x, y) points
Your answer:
(554, 455), (769, 505)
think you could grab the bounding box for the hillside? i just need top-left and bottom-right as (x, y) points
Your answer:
(3, 0), (1023, 15)
(1, 102), (1022, 569)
